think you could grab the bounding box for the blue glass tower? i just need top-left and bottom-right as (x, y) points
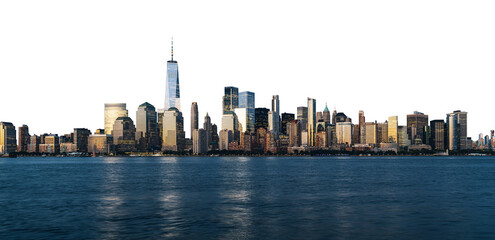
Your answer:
(165, 39), (180, 111)
(239, 91), (255, 133)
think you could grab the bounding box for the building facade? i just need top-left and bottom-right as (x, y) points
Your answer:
(165, 40), (181, 111)
(104, 103), (128, 135)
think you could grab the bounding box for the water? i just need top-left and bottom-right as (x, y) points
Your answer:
(1, 156), (495, 239)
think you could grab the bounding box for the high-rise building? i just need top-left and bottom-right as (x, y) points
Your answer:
(377, 122), (388, 144)
(365, 122), (377, 145)
(112, 117), (136, 152)
(452, 110), (468, 150)
(88, 134), (113, 154)
(307, 98), (316, 146)
(192, 129), (208, 154)
(204, 113), (212, 147)
(40, 135), (59, 154)
(17, 124), (29, 152)
(74, 128), (91, 152)
(323, 104), (331, 123)
(446, 113), (458, 150)
(219, 129), (233, 151)
(271, 95), (280, 137)
(316, 112), (323, 123)
(332, 109), (337, 125)
(407, 111), (429, 145)
(359, 110), (366, 144)
(211, 124), (219, 150)
(104, 103), (128, 135)
(0, 122), (16, 154)
(398, 126), (409, 149)
(162, 107), (185, 151)
(191, 102), (198, 138)
(388, 116), (398, 143)
(334, 112), (349, 123)
(28, 135), (40, 153)
(281, 113), (295, 135)
(165, 39), (181, 111)
(222, 113), (238, 132)
(223, 86), (239, 114)
(430, 119), (445, 150)
(287, 120), (301, 147)
(297, 107), (308, 131)
(136, 102), (160, 151)
(235, 108), (247, 132)
(239, 91), (255, 133)
(255, 108), (269, 130)
(336, 122), (353, 146)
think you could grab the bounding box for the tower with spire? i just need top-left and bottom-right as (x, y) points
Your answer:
(165, 37), (181, 111)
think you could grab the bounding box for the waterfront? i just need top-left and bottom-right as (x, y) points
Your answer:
(1, 156), (495, 239)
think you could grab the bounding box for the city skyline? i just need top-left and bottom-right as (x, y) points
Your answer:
(1, 1), (494, 138)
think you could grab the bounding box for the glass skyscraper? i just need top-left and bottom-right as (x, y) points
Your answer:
(239, 91), (255, 133)
(165, 40), (180, 111)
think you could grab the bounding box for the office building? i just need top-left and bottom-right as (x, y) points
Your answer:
(281, 113), (295, 135)
(239, 91), (255, 133)
(388, 116), (398, 143)
(28, 135), (40, 153)
(430, 119), (445, 150)
(162, 107), (185, 151)
(407, 111), (429, 144)
(307, 98), (316, 146)
(17, 124), (29, 152)
(359, 110), (366, 144)
(204, 113), (212, 147)
(219, 129), (233, 150)
(270, 95), (280, 137)
(223, 86), (238, 114)
(136, 102), (160, 151)
(297, 107), (308, 131)
(165, 39), (181, 111)
(287, 120), (301, 147)
(88, 134), (114, 154)
(0, 122), (16, 154)
(365, 122), (377, 144)
(112, 117), (136, 152)
(74, 128), (91, 152)
(336, 122), (353, 146)
(255, 108), (269, 130)
(192, 129), (208, 154)
(191, 102), (198, 138)
(323, 104), (331, 123)
(104, 103), (128, 135)
(446, 113), (458, 150)
(398, 126), (409, 149)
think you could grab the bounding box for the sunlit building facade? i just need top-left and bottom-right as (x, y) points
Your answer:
(104, 103), (128, 135)
(0, 122), (16, 154)
(388, 116), (398, 143)
(162, 107), (185, 151)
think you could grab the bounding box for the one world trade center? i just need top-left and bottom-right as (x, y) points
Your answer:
(165, 38), (180, 111)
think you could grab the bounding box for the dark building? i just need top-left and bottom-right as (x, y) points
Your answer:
(191, 102), (198, 139)
(204, 113), (212, 148)
(297, 106), (308, 131)
(112, 117), (136, 152)
(136, 102), (160, 151)
(323, 104), (331, 123)
(255, 108), (269, 130)
(407, 111), (429, 145)
(223, 86), (238, 114)
(430, 120), (445, 150)
(281, 113), (295, 135)
(334, 112), (349, 123)
(74, 128), (91, 152)
(17, 124), (29, 152)
(211, 124), (219, 150)
(0, 122), (17, 154)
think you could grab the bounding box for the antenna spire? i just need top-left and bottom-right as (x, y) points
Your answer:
(171, 37), (174, 61)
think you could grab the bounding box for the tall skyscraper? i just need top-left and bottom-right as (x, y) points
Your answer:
(17, 124), (29, 152)
(191, 102), (198, 138)
(307, 98), (316, 146)
(281, 113), (295, 135)
(136, 102), (160, 151)
(323, 104), (331, 123)
(447, 113), (458, 150)
(204, 113), (212, 147)
(336, 122), (352, 146)
(165, 39), (181, 111)
(453, 110), (468, 150)
(270, 95), (280, 137)
(0, 122), (16, 154)
(104, 103), (128, 135)
(192, 129), (207, 154)
(223, 86), (239, 114)
(255, 108), (269, 130)
(359, 110), (366, 144)
(388, 116), (398, 143)
(239, 91), (255, 133)
(430, 119), (446, 150)
(112, 117), (136, 152)
(162, 107), (185, 151)
(407, 111), (429, 145)
(297, 107), (308, 131)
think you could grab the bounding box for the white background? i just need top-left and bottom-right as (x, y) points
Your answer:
(1, 0), (494, 139)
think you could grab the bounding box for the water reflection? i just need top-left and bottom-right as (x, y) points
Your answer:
(98, 159), (125, 239)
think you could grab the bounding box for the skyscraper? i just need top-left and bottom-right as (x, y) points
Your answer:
(430, 119), (445, 150)
(17, 124), (29, 152)
(323, 104), (331, 123)
(239, 91), (255, 133)
(297, 107), (308, 131)
(74, 128), (91, 152)
(359, 110), (366, 144)
(191, 102), (198, 138)
(307, 98), (316, 146)
(192, 129), (207, 154)
(281, 113), (295, 135)
(447, 113), (458, 150)
(453, 110), (468, 150)
(162, 107), (185, 151)
(223, 86), (239, 114)
(388, 116), (398, 143)
(255, 108), (269, 130)
(136, 102), (160, 151)
(204, 113), (212, 147)
(270, 95), (280, 137)
(165, 39), (181, 111)
(0, 122), (16, 154)
(407, 111), (429, 145)
(104, 103), (128, 135)
(112, 117), (136, 152)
